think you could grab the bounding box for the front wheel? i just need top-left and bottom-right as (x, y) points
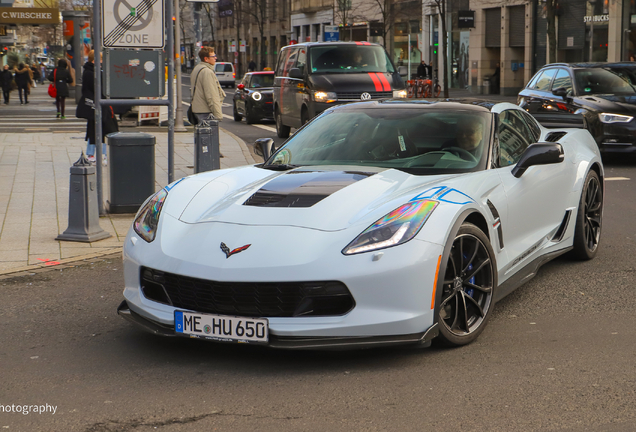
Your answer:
(433, 84), (441, 97)
(436, 223), (497, 347)
(571, 170), (603, 260)
(233, 102), (242, 122)
(275, 106), (290, 139)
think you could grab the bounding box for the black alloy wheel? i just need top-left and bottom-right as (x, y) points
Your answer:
(233, 102), (242, 122)
(245, 104), (257, 125)
(571, 170), (602, 260)
(437, 223), (496, 346)
(275, 106), (290, 139)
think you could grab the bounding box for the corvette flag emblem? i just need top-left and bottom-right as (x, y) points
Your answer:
(220, 242), (251, 258)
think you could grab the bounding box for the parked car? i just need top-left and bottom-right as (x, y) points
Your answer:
(215, 62), (235, 88)
(233, 71), (275, 124)
(117, 99), (603, 350)
(518, 62), (636, 153)
(273, 42), (407, 139)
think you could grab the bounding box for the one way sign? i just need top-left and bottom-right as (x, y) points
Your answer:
(102, 0), (165, 48)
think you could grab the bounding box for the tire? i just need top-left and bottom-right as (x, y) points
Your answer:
(275, 106), (290, 139)
(233, 102), (242, 122)
(436, 222), (497, 347)
(571, 170), (603, 260)
(301, 107), (309, 126)
(433, 84), (441, 97)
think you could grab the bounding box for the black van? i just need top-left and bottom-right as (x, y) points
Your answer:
(273, 42), (406, 138)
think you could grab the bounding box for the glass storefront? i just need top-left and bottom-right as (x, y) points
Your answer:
(584, 0), (609, 62)
(393, 20), (421, 79)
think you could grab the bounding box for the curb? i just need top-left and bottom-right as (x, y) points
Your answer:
(222, 128), (256, 164)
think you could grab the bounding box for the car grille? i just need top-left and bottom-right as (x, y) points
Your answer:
(140, 267), (355, 318)
(337, 91), (393, 100)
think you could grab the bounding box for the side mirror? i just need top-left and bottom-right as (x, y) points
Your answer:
(254, 138), (275, 162)
(288, 68), (303, 79)
(552, 87), (569, 98)
(237, 83), (245, 90)
(512, 143), (564, 178)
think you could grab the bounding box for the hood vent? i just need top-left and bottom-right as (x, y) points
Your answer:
(244, 170), (375, 208)
(544, 132), (567, 142)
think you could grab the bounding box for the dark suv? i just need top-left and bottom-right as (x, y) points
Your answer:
(518, 62), (636, 153)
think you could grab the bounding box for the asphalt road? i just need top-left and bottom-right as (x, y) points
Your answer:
(1, 158), (635, 431)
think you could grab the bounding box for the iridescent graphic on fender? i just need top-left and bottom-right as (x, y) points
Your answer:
(220, 242), (251, 259)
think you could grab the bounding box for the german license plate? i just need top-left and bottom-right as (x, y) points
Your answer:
(174, 311), (268, 343)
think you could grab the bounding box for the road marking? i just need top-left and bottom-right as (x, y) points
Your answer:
(253, 124), (276, 132)
(605, 177), (630, 181)
(222, 103), (231, 107)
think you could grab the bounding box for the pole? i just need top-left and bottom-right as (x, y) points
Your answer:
(174, 0), (187, 132)
(408, 34), (411, 79)
(94, 0), (104, 215)
(194, 2), (202, 56)
(167, 0), (175, 184)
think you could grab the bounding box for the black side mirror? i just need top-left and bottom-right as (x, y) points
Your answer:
(552, 87), (569, 98)
(288, 68), (303, 79)
(254, 138), (275, 162)
(511, 143), (564, 178)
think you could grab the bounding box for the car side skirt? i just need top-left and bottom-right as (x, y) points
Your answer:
(494, 247), (572, 303)
(117, 301), (440, 350)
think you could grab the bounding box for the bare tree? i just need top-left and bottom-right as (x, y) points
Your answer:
(241, 0), (269, 69)
(431, 0), (448, 97)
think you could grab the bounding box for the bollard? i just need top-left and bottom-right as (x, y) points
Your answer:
(194, 119), (221, 173)
(56, 153), (111, 243)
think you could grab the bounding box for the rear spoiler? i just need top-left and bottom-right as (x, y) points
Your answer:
(531, 113), (587, 129)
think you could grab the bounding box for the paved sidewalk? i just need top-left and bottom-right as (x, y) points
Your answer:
(0, 89), (255, 275)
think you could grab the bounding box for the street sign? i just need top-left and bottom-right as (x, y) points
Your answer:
(102, 0), (164, 48)
(103, 49), (165, 97)
(324, 25), (339, 42)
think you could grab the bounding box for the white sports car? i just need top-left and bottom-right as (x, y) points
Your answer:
(118, 100), (604, 349)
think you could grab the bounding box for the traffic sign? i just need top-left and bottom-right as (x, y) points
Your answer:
(102, 0), (165, 48)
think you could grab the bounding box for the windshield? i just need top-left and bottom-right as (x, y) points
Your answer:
(574, 68), (636, 95)
(250, 74), (274, 88)
(310, 45), (395, 74)
(266, 107), (491, 175)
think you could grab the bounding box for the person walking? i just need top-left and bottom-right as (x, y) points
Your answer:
(190, 46), (225, 123)
(76, 50), (119, 165)
(0, 65), (13, 104)
(248, 59), (256, 72)
(39, 63), (46, 84)
(48, 59), (73, 119)
(30, 64), (40, 88)
(14, 63), (33, 105)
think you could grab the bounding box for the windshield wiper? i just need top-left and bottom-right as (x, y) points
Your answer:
(262, 164), (301, 171)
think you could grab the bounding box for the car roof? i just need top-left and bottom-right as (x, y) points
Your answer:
(540, 62), (636, 69)
(282, 41), (382, 49)
(331, 99), (496, 112)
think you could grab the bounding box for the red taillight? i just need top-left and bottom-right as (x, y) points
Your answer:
(233, 72), (236, 78)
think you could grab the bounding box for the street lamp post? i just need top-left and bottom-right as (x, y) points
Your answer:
(174, 0), (187, 132)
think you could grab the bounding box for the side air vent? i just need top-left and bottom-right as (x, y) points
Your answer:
(544, 132), (567, 142)
(486, 200), (504, 250)
(551, 209), (573, 242)
(244, 192), (326, 208)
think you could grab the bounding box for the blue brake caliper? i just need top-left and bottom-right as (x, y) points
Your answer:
(464, 254), (475, 298)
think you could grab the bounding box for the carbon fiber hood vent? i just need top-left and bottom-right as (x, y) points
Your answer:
(243, 170), (376, 208)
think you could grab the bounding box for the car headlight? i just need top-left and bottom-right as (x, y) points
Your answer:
(314, 91), (337, 103)
(133, 189), (168, 243)
(342, 199), (438, 255)
(599, 113), (633, 123)
(252, 91), (262, 101)
(393, 90), (408, 98)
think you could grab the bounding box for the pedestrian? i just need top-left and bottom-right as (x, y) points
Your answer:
(30, 64), (40, 88)
(248, 59), (256, 72)
(48, 59), (73, 119)
(0, 65), (12, 104)
(14, 63), (33, 105)
(491, 62), (500, 94)
(39, 63), (46, 84)
(190, 46), (225, 123)
(417, 60), (432, 79)
(76, 50), (119, 165)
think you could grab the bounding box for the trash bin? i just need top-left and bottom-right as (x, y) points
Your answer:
(194, 119), (221, 173)
(106, 132), (156, 214)
(482, 76), (491, 95)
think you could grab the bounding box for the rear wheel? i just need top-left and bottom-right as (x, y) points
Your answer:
(571, 170), (603, 260)
(233, 102), (242, 122)
(437, 223), (496, 347)
(301, 107), (309, 126)
(433, 84), (441, 97)
(275, 106), (290, 139)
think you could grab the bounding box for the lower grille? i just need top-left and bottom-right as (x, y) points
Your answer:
(337, 91), (393, 100)
(141, 267), (355, 318)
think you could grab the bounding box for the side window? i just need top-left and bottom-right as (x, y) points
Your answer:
(243, 75), (250, 86)
(278, 48), (298, 77)
(498, 110), (533, 167)
(297, 48), (307, 75)
(275, 51), (286, 76)
(518, 110), (541, 143)
(534, 69), (557, 91)
(526, 72), (542, 89)
(551, 69), (573, 94)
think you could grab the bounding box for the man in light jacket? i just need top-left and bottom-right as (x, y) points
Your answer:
(190, 46), (226, 123)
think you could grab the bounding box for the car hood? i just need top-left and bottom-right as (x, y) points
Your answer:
(575, 94), (636, 114)
(170, 166), (462, 231)
(309, 73), (401, 93)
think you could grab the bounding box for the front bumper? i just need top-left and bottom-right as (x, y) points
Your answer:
(117, 301), (438, 350)
(119, 216), (442, 348)
(599, 122), (636, 153)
